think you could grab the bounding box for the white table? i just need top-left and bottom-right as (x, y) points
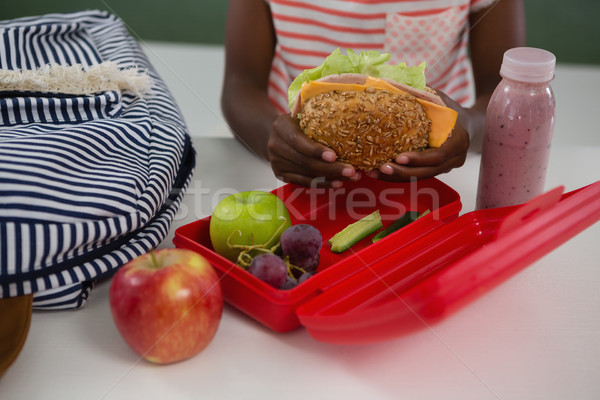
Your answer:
(1, 43), (600, 400)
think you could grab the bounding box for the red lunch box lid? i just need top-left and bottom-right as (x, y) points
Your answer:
(295, 180), (600, 344)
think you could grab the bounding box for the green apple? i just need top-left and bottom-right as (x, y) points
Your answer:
(209, 191), (292, 263)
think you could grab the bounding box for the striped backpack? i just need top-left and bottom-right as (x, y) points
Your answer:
(0, 10), (195, 310)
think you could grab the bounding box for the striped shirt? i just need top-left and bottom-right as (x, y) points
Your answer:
(0, 11), (194, 309)
(266, 0), (497, 113)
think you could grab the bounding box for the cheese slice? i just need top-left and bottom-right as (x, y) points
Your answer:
(300, 77), (458, 148)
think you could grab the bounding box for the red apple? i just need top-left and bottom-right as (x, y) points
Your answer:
(109, 248), (223, 364)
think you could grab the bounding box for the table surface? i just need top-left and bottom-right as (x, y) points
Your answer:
(2, 42), (600, 400)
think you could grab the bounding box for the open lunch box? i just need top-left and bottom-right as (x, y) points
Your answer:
(173, 177), (600, 344)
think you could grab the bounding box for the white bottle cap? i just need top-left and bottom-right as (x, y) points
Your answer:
(500, 47), (556, 83)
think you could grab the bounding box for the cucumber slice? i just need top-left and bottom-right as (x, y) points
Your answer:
(328, 210), (383, 253)
(371, 211), (420, 243)
(371, 209), (431, 243)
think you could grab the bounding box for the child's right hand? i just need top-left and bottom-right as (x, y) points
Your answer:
(266, 113), (359, 188)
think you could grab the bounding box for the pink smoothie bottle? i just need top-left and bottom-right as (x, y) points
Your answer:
(476, 47), (556, 210)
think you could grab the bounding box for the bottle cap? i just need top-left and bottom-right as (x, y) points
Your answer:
(500, 47), (556, 83)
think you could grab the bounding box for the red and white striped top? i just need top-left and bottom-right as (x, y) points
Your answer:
(266, 0), (497, 113)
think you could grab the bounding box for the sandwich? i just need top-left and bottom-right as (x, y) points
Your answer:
(288, 49), (458, 171)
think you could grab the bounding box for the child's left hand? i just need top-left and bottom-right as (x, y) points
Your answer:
(367, 91), (471, 182)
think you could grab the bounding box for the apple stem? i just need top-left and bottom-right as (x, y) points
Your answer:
(149, 249), (159, 269)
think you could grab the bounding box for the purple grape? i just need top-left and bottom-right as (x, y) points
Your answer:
(298, 271), (313, 284)
(289, 253), (319, 275)
(248, 253), (288, 288)
(299, 253), (319, 272)
(280, 276), (298, 290)
(280, 224), (322, 269)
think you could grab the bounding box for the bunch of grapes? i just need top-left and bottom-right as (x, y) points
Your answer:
(247, 224), (322, 290)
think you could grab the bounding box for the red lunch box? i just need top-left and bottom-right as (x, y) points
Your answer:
(173, 177), (600, 344)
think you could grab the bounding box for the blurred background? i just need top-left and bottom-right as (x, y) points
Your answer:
(3, 0), (599, 65)
(3, 1), (599, 146)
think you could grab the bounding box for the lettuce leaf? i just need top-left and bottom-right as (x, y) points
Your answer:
(287, 49), (427, 110)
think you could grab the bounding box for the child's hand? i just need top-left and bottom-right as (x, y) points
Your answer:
(267, 113), (360, 187)
(367, 125), (469, 181)
(367, 91), (470, 182)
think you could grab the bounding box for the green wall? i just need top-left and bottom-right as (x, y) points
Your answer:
(2, 0), (599, 64)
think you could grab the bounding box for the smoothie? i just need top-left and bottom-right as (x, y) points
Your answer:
(476, 48), (556, 210)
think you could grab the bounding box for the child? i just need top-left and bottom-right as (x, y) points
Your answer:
(221, 0), (526, 188)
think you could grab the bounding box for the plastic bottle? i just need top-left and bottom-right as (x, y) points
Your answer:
(476, 47), (556, 210)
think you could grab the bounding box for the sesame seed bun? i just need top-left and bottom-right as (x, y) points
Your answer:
(294, 73), (446, 171)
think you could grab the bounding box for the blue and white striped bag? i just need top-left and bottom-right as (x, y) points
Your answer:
(0, 11), (195, 309)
